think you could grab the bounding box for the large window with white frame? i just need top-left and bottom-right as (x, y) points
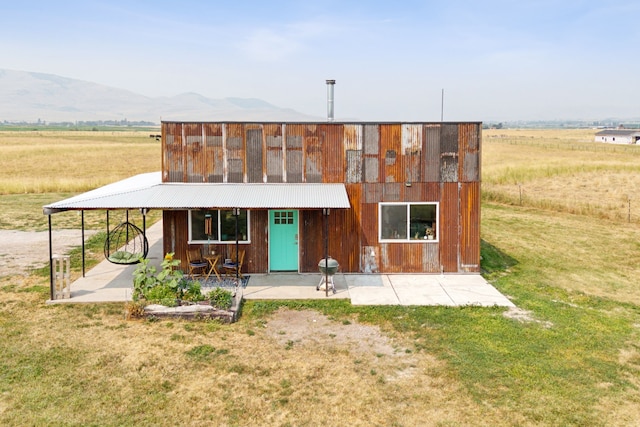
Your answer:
(379, 202), (438, 242)
(189, 209), (250, 243)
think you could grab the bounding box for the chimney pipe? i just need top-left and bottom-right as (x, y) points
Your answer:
(326, 79), (335, 122)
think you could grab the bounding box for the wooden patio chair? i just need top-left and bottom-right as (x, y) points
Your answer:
(186, 247), (208, 279)
(223, 248), (245, 279)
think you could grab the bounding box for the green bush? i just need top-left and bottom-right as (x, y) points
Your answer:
(209, 287), (233, 309)
(132, 253), (203, 303)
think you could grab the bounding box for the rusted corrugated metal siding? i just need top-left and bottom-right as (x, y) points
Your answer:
(246, 125), (264, 183)
(225, 123), (244, 183)
(380, 124), (403, 183)
(322, 123), (345, 183)
(402, 124), (422, 184)
(285, 124), (304, 183)
(184, 123), (204, 183)
(423, 124), (440, 182)
(459, 182), (480, 272)
(363, 124), (380, 183)
(265, 124), (283, 182)
(440, 182), (459, 272)
(304, 125), (323, 183)
(163, 122), (184, 182)
(459, 123), (480, 182)
(344, 124), (363, 184)
(440, 124), (458, 182)
(203, 123), (224, 182)
(341, 184), (361, 271)
(161, 121), (482, 274)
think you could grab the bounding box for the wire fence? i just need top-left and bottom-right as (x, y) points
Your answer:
(482, 186), (640, 224)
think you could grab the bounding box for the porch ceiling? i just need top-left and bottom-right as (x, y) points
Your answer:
(43, 172), (351, 214)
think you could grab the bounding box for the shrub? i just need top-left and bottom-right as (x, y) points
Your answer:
(132, 253), (203, 304)
(209, 287), (233, 309)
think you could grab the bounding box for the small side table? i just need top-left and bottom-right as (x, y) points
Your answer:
(204, 254), (221, 281)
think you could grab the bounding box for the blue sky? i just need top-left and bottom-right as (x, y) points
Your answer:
(2, 0), (639, 121)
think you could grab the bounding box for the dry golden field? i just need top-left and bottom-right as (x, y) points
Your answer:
(483, 128), (640, 222)
(0, 130), (160, 194)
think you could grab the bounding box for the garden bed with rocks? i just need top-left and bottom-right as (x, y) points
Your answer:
(143, 285), (243, 322)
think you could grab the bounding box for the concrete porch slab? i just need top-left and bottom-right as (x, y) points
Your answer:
(47, 221), (514, 308)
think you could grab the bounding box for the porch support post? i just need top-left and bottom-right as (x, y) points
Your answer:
(141, 208), (148, 258)
(81, 210), (86, 277)
(233, 208), (240, 281)
(48, 214), (54, 301)
(323, 208), (330, 297)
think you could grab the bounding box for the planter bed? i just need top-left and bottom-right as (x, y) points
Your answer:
(143, 285), (243, 323)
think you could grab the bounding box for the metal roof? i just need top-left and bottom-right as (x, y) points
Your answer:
(43, 172), (351, 214)
(595, 129), (640, 136)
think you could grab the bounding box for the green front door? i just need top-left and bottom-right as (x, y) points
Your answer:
(269, 210), (299, 271)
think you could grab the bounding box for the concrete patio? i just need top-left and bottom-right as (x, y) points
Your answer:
(47, 221), (514, 307)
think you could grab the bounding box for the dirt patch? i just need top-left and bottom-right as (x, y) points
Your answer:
(503, 306), (553, 328)
(0, 229), (97, 277)
(264, 308), (410, 358)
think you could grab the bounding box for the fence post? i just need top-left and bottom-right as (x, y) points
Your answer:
(52, 255), (71, 299)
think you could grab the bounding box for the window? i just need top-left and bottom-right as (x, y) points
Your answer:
(273, 211), (294, 224)
(379, 202), (438, 242)
(189, 209), (250, 243)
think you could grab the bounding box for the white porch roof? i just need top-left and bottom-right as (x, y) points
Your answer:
(43, 172), (351, 214)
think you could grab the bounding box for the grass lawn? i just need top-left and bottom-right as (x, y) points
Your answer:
(0, 129), (639, 425)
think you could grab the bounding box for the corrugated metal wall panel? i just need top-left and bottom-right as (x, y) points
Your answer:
(225, 123), (245, 183)
(423, 124), (441, 182)
(246, 126), (264, 183)
(305, 125), (323, 183)
(184, 123), (204, 183)
(402, 124), (422, 184)
(322, 124), (345, 183)
(204, 123), (224, 182)
(285, 124), (304, 183)
(440, 124), (458, 182)
(163, 122), (184, 182)
(459, 182), (480, 272)
(440, 182), (459, 272)
(422, 243), (440, 272)
(363, 124), (380, 183)
(459, 123), (480, 182)
(344, 124), (363, 183)
(381, 124), (403, 183)
(341, 184), (361, 271)
(359, 202), (378, 248)
(421, 182), (441, 201)
(265, 124), (284, 182)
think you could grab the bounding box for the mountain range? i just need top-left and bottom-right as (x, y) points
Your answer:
(0, 69), (318, 123)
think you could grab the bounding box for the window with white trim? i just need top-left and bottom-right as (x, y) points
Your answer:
(379, 202), (438, 242)
(189, 209), (250, 243)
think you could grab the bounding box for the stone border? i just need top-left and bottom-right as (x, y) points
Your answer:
(142, 285), (244, 323)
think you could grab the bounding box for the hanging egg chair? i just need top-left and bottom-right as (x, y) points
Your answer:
(104, 218), (149, 265)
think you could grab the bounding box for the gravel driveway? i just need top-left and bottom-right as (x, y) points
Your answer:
(0, 229), (97, 277)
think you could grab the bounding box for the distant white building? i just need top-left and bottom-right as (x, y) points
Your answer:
(595, 129), (640, 144)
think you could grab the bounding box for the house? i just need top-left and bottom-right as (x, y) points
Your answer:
(44, 120), (482, 285)
(594, 129), (640, 144)
(160, 121), (481, 275)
